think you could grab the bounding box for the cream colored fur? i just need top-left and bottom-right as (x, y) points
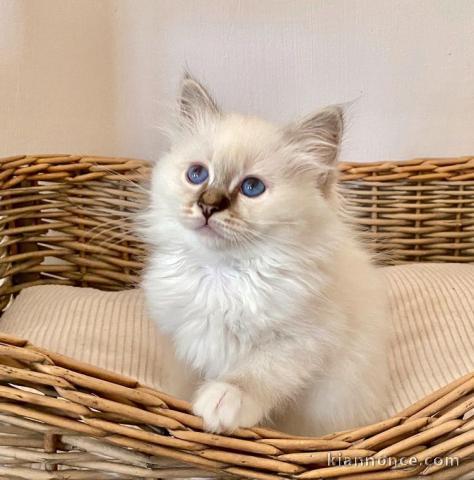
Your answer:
(141, 74), (389, 435)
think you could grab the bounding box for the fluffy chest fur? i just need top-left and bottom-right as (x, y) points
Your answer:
(143, 247), (327, 378)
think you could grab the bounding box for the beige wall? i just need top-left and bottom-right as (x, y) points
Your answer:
(1, 0), (473, 162)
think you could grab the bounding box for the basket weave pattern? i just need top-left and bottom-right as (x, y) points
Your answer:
(339, 157), (474, 263)
(0, 154), (473, 479)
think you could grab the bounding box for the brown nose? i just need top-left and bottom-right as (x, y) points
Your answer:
(198, 189), (230, 219)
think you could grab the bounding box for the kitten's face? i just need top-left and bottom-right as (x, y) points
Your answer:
(148, 75), (343, 253)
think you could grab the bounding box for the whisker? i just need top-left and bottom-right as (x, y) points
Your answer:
(90, 224), (137, 239)
(252, 220), (301, 226)
(90, 165), (151, 195)
(87, 218), (136, 237)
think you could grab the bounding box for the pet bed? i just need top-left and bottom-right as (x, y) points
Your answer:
(0, 154), (472, 479)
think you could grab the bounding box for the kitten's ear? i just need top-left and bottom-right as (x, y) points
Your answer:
(285, 106), (343, 166)
(284, 106), (344, 194)
(179, 72), (221, 129)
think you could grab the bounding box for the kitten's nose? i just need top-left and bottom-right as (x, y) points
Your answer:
(198, 189), (230, 219)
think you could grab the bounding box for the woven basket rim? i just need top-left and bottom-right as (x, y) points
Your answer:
(0, 330), (472, 479)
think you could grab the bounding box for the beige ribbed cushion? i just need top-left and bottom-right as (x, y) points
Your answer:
(383, 263), (474, 413)
(0, 287), (185, 393)
(0, 263), (473, 414)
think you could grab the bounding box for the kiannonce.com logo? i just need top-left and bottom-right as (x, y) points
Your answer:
(327, 452), (460, 468)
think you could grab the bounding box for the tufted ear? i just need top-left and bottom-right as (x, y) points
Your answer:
(179, 72), (221, 130)
(283, 106), (344, 195)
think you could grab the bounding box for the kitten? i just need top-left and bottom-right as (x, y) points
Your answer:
(141, 74), (389, 435)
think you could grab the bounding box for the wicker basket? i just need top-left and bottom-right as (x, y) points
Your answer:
(0, 154), (473, 479)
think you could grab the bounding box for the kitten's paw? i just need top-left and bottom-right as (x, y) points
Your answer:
(193, 381), (264, 433)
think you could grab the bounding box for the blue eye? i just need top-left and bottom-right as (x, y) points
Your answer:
(240, 177), (266, 197)
(186, 164), (209, 184)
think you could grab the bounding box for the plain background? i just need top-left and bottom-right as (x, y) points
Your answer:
(0, 0), (473, 163)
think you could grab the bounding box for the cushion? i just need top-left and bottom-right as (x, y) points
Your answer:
(0, 286), (195, 400)
(383, 263), (474, 413)
(0, 263), (473, 414)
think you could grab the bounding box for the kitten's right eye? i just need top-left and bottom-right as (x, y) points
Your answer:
(186, 164), (209, 185)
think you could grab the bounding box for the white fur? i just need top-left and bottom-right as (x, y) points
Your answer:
(141, 76), (389, 435)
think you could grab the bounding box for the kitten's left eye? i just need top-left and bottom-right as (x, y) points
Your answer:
(186, 164), (209, 184)
(240, 177), (266, 197)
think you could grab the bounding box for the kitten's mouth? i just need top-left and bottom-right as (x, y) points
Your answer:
(196, 219), (224, 239)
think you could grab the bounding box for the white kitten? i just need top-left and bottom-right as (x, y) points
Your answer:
(141, 74), (389, 435)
